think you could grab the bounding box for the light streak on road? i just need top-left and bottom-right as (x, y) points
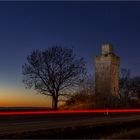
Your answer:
(0, 109), (140, 116)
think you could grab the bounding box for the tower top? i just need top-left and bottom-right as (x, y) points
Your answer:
(101, 44), (114, 55)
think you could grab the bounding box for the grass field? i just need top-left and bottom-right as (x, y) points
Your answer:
(0, 118), (140, 139)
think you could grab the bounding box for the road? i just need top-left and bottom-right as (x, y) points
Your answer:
(0, 113), (140, 135)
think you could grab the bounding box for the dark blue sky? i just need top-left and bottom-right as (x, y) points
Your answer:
(0, 1), (140, 88)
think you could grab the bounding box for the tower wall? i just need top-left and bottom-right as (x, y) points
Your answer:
(94, 44), (120, 98)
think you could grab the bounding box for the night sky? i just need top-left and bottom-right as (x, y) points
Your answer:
(0, 1), (140, 107)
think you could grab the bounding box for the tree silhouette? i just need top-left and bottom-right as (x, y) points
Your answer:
(22, 46), (86, 110)
(120, 68), (131, 98)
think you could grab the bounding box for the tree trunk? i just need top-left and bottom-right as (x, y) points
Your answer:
(52, 96), (58, 110)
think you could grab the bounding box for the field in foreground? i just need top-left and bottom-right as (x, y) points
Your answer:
(1, 118), (140, 139)
(0, 113), (140, 138)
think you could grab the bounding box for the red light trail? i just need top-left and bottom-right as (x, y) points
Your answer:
(0, 109), (140, 116)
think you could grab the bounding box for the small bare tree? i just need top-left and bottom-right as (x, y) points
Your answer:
(120, 68), (131, 98)
(22, 46), (86, 110)
(79, 74), (95, 95)
(64, 74), (95, 109)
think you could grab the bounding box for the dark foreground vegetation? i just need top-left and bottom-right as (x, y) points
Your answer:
(1, 118), (140, 139)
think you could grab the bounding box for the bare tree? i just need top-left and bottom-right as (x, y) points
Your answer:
(125, 77), (140, 99)
(64, 74), (95, 109)
(120, 68), (131, 98)
(131, 77), (140, 98)
(22, 46), (86, 110)
(119, 69), (140, 108)
(79, 74), (95, 95)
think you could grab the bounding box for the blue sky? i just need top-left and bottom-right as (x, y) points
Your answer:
(0, 1), (139, 106)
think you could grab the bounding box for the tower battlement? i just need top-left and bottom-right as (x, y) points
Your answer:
(101, 44), (114, 55)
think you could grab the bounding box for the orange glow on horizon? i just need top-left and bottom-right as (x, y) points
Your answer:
(0, 87), (51, 107)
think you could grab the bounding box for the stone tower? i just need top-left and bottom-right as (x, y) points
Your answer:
(94, 44), (120, 98)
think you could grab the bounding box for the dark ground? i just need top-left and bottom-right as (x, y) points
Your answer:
(0, 113), (140, 138)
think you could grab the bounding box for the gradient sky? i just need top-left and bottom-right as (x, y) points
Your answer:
(0, 1), (140, 107)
